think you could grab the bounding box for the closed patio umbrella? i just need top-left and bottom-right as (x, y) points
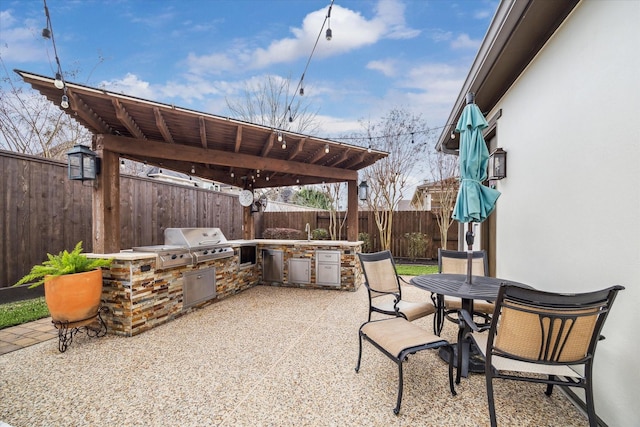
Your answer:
(452, 92), (501, 282)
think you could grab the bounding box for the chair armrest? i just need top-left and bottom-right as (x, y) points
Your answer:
(458, 309), (491, 333)
(398, 276), (410, 286)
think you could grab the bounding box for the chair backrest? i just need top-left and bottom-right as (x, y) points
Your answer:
(438, 249), (488, 276)
(489, 284), (624, 364)
(358, 251), (400, 297)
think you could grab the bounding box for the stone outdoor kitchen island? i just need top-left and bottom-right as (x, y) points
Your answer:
(89, 240), (363, 337)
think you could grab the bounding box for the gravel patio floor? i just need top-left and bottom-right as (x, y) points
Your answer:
(0, 282), (590, 426)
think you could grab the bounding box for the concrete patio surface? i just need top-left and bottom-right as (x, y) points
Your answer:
(0, 283), (590, 426)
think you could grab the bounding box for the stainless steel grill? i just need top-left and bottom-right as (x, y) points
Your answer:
(164, 228), (234, 263)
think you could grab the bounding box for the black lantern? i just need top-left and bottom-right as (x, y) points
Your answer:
(67, 145), (99, 181)
(358, 180), (369, 201)
(488, 148), (507, 180)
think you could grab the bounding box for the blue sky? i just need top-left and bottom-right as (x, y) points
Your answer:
(1, 0), (498, 140)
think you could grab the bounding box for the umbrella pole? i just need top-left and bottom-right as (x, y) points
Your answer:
(465, 223), (474, 283)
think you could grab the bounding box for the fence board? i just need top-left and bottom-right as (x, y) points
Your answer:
(1, 150), (243, 289)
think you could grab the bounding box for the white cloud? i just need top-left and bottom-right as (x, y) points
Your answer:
(186, 0), (419, 74)
(99, 73), (156, 100)
(0, 11), (45, 63)
(366, 59), (396, 77)
(451, 33), (481, 50)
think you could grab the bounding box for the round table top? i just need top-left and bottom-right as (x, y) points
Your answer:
(409, 273), (528, 300)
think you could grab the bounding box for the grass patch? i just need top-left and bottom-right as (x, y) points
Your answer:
(0, 297), (50, 329)
(395, 264), (438, 276)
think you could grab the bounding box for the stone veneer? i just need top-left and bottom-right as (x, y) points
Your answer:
(97, 249), (259, 337)
(91, 240), (362, 337)
(256, 241), (363, 292)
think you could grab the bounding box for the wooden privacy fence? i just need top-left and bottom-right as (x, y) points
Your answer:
(1, 150), (456, 289)
(0, 150), (242, 289)
(257, 210), (458, 260)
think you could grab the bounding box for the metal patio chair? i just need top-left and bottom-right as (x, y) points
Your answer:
(356, 316), (456, 414)
(433, 249), (491, 335)
(358, 250), (435, 322)
(452, 283), (624, 427)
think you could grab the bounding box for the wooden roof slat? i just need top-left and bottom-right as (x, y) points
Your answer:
(153, 107), (174, 144)
(288, 138), (306, 160)
(343, 151), (367, 169)
(308, 148), (329, 164)
(67, 90), (112, 134)
(199, 116), (208, 148)
(112, 99), (146, 140)
(260, 132), (275, 157)
(234, 125), (243, 152)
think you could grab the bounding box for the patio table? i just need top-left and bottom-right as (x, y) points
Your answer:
(409, 273), (529, 377)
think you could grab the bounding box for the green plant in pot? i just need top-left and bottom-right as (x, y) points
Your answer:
(14, 241), (113, 352)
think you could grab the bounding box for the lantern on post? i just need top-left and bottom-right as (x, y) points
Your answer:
(358, 181), (369, 201)
(67, 145), (100, 181)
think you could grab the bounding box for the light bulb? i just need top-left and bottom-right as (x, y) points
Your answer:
(324, 144), (329, 154)
(266, 176), (269, 181)
(230, 172), (235, 178)
(41, 28), (51, 39)
(450, 131), (456, 139)
(367, 145), (372, 153)
(54, 73), (64, 89)
(277, 132), (283, 142)
(281, 138), (287, 149)
(61, 95), (69, 109)
(326, 28), (332, 41)
(191, 166), (195, 174)
(299, 87), (304, 96)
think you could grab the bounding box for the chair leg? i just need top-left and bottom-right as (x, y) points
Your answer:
(355, 331), (364, 373)
(446, 345), (457, 396)
(486, 371), (498, 427)
(545, 376), (555, 396)
(394, 360), (404, 415)
(584, 364), (598, 427)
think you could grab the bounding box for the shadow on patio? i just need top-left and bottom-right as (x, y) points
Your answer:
(0, 283), (589, 426)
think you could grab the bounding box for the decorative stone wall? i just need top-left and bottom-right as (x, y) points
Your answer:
(100, 251), (259, 337)
(93, 240), (361, 337)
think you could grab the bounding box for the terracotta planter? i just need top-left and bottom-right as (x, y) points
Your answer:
(44, 269), (104, 328)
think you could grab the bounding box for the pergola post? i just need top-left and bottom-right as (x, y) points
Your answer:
(347, 180), (358, 241)
(92, 134), (121, 253)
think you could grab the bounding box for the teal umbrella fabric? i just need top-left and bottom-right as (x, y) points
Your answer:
(452, 101), (501, 224)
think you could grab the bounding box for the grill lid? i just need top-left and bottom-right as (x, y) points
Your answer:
(164, 228), (228, 249)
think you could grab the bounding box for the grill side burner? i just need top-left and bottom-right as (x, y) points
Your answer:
(131, 245), (192, 269)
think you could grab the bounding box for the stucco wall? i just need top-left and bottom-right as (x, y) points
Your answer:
(487, 1), (640, 425)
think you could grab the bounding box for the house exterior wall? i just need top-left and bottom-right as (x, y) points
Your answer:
(488, 1), (639, 425)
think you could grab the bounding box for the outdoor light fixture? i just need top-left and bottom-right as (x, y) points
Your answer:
(67, 144), (99, 181)
(488, 148), (507, 180)
(358, 180), (369, 201)
(326, 2), (333, 41)
(277, 132), (283, 142)
(60, 91), (69, 109)
(324, 144), (330, 154)
(281, 136), (287, 149)
(54, 72), (64, 89)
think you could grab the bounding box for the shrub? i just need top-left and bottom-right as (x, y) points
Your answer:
(404, 232), (428, 261)
(262, 228), (306, 240)
(312, 228), (329, 240)
(358, 232), (372, 253)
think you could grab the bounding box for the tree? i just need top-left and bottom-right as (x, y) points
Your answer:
(356, 108), (432, 250)
(292, 187), (331, 210)
(426, 147), (459, 249)
(323, 182), (346, 240)
(225, 75), (320, 135)
(0, 59), (92, 158)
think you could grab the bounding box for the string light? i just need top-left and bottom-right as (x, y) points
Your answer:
(42, 0), (67, 108)
(324, 144), (330, 154)
(279, 0), (334, 130)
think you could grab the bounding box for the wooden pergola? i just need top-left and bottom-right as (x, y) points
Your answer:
(17, 70), (387, 253)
